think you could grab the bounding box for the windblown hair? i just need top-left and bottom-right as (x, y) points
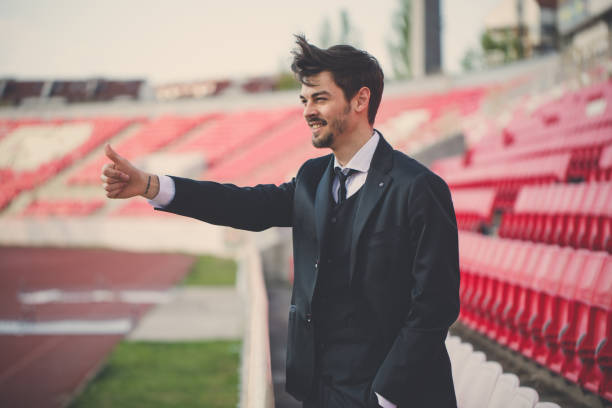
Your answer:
(291, 34), (384, 125)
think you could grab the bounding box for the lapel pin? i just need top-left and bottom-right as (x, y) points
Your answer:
(379, 182), (384, 187)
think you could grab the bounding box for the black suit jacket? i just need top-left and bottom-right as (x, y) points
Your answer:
(155, 135), (460, 407)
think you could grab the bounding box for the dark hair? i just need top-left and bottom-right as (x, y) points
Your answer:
(291, 34), (384, 125)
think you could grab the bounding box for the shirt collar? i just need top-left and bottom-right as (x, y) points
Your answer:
(333, 130), (380, 174)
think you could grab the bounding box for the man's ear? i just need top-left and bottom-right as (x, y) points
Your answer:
(353, 87), (371, 115)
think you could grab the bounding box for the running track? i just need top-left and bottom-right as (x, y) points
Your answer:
(0, 246), (195, 408)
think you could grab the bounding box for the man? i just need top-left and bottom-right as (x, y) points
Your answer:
(101, 35), (460, 407)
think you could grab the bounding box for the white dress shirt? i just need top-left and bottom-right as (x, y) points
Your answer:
(146, 129), (396, 408)
(332, 130), (379, 203)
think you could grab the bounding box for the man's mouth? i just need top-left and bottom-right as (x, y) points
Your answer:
(308, 119), (327, 130)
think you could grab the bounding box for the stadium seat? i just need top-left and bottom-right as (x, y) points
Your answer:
(598, 143), (612, 181)
(450, 188), (497, 231)
(488, 373), (520, 408)
(533, 247), (573, 366)
(508, 244), (545, 352)
(498, 243), (537, 347)
(487, 240), (520, 339)
(507, 386), (539, 408)
(587, 256), (612, 397)
(458, 361), (502, 408)
(449, 342), (474, 389)
(547, 250), (590, 375)
(562, 252), (608, 385)
(520, 245), (558, 357)
(455, 351), (487, 402)
(534, 402), (561, 408)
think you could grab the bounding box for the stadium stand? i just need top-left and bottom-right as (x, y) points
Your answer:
(0, 117), (133, 210)
(458, 230), (611, 399)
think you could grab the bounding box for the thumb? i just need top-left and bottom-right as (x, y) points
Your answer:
(105, 144), (123, 164)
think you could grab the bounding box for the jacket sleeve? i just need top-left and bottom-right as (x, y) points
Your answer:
(370, 171), (460, 407)
(153, 175), (296, 231)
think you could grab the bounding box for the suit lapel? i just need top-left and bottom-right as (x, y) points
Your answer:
(314, 156), (335, 254)
(349, 135), (394, 284)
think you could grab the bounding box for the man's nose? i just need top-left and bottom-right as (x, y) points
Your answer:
(303, 101), (318, 119)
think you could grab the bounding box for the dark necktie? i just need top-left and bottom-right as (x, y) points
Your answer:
(334, 167), (358, 206)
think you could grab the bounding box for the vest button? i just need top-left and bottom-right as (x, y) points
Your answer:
(331, 217), (337, 223)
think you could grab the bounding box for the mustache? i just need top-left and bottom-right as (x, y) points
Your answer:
(306, 117), (328, 125)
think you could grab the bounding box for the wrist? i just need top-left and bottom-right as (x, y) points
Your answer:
(141, 173), (159, 199)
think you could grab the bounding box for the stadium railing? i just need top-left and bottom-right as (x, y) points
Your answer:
(238, 242), (274, 408)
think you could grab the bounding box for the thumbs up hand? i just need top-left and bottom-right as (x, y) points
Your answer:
(101, 144), (156, 199)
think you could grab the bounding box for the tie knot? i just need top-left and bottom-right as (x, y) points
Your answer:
(334, 167), (358, 205)
(334, 167), (357, 181)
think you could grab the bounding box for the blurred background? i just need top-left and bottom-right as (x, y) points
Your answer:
(0, 0), (611, 407)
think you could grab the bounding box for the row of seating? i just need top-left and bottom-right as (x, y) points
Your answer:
(451, 188), (497, 231)
(202, 116), (309, 182)
(447, 335), (561, 408)
(470, 125), (611, 170)
(441, 152), (572, 189)
(499, 182), (612, 252)
(68, 115), (211, 185)
(458, 231), (612, 400)
(167, 109), (297, 168)
(472, 80), (611, 161)
(21, 199), (104, 216)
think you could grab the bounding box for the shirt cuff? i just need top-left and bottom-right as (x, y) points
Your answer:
(147, 175), (175, 208)
(376, 392), (397, 408)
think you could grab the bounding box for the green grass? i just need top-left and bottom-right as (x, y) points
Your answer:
(181, 255), (237, 286)
(70, 340), (241, 408)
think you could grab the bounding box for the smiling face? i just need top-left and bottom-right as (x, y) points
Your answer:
(299, 71), (353, 150)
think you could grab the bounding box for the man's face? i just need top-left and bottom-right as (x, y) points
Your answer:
(299, 71), (352, 149)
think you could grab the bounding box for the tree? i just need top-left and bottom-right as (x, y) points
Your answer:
(316, 9), (361, 48)
(319, 17), (333, 48)
(388, 0), (412, 79)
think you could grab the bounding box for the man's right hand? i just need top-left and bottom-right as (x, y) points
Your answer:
(101, 144), (156, 199)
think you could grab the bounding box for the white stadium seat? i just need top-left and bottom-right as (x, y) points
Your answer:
(507, 386), (539, 408)
(459, 361), (502, 408)
(449, 342), (474, 385)
(455, 351), (486, 404)
(488, 373), (520, 408)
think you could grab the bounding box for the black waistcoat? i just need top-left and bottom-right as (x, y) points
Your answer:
(311, 186), (384, 384)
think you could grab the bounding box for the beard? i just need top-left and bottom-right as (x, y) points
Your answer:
(310, 105), (350, 149)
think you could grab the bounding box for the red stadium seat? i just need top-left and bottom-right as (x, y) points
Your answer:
(562, 252), (607, 385)
(546, 250), (589, 374)
(498, 243), (535, 346)
(585, 256), (612, 395)
(589, 183), (612, 251)
(487, 241), (521, 339)
(508, 244), (545, 352)
(534, 247), (573, 366)
(572, 184), (600, 249)
(520, 245), (558, 358)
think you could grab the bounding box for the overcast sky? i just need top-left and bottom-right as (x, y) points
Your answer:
(0, 0), (501, 84)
